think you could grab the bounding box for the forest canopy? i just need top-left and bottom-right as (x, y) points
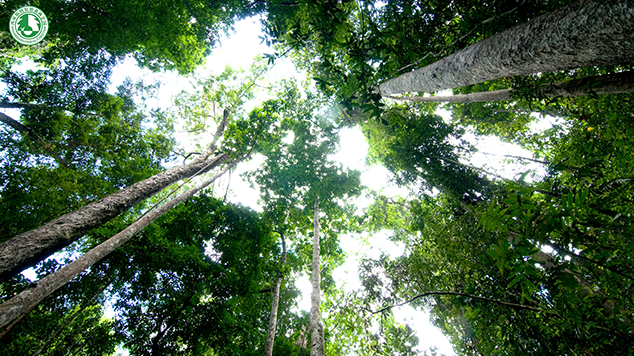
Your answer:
(1, 0), (633, 355)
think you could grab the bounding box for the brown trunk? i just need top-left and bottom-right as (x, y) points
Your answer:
(0, 163), (234, 329)
(386, 71), (634, 103)
(309, 195), (324, 356)
(378, 0), (634, 96)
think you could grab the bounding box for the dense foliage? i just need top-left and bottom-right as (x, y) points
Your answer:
(1, 1), (633, 355)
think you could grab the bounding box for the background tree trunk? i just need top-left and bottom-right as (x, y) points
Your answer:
(0, 163), (234, 329)
(378, 0), (634, 96)
(264, 220), (288, 356)
(309, 195), (324, 356)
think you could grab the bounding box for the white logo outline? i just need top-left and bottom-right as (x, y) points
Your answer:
(9, 6), (49, 46)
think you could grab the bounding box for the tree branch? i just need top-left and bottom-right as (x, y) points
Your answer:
(372, 291), (546, 314)
(0, 112), (69, 167)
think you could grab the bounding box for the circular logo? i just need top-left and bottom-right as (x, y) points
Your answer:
(9, 6), (49, 45)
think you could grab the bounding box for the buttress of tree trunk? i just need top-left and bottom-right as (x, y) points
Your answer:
(264, 214), (289, 356)
(385, 70), (634, 103)
(0, 163), (235, 329)
(378, 0), (634, 96)
(0, 112), (69, 167)
(310, 195), (324, 356)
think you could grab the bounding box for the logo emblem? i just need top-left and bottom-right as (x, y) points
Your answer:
(9, 6), (49, 45)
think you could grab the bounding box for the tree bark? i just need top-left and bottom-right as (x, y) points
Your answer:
(378, 0), (634, 96)
(264, 214), (289, 356)
(309, 195), (324, 356)
(386, 70), (634, 103)
(373, 291), (546, 314)
(0, 112), (69, 167)
(0, 154), (229, 284)
(0, 163), (234, 329)
(0, 108), (232, 282)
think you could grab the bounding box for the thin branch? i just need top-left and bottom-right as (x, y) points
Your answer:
(372, 291), (546, 314)
(0, 112), (69, 167)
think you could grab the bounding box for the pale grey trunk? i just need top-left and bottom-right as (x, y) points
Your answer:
(264, 229), (288, 356)
(0, 110), (231, 281)
(0, 164), (233, 329)
(378, 0), (634, 96)
(386, 70), (634, 103)
(309, 196), (324, 356)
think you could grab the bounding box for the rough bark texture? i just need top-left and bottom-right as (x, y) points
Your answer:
(309, 196), (324, 356)
(378, 0), (634, 96)
(386, 70), (634, 103)
(0, 112), (69, 167)
(0, 152), (228, 281)
(0, 164), (233, 329)
(264, 226), (288, 356)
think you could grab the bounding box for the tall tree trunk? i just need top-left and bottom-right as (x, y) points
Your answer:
(0, 112), (69, 167)
(386, 70), (634, 103)
(0, 111), (231, 281)
(378, 0), (634, 96)
(309, 195), (324, 356)
(264, 213), (289, 356)
(0, 163), (234, 329)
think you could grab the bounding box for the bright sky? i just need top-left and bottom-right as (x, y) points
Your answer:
(5, 14), (552, 356)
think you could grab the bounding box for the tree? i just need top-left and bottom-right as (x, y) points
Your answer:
(364, 103), (492, 205)
(264, 211), (289, 356)
(107, 194), (290, 355)
(0, 59), (180, 280)
(245, 82), (362, 355)
(310, 195), (325, 356)
(377, 0), (634, 96)
(0, 160), (234, 329)
(0, 121), (227, 281)
(385, 70), (634, 103)
(0, 58), (273, 281)
(356, 82), (634, 354)
(0, 261), (121, 355)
